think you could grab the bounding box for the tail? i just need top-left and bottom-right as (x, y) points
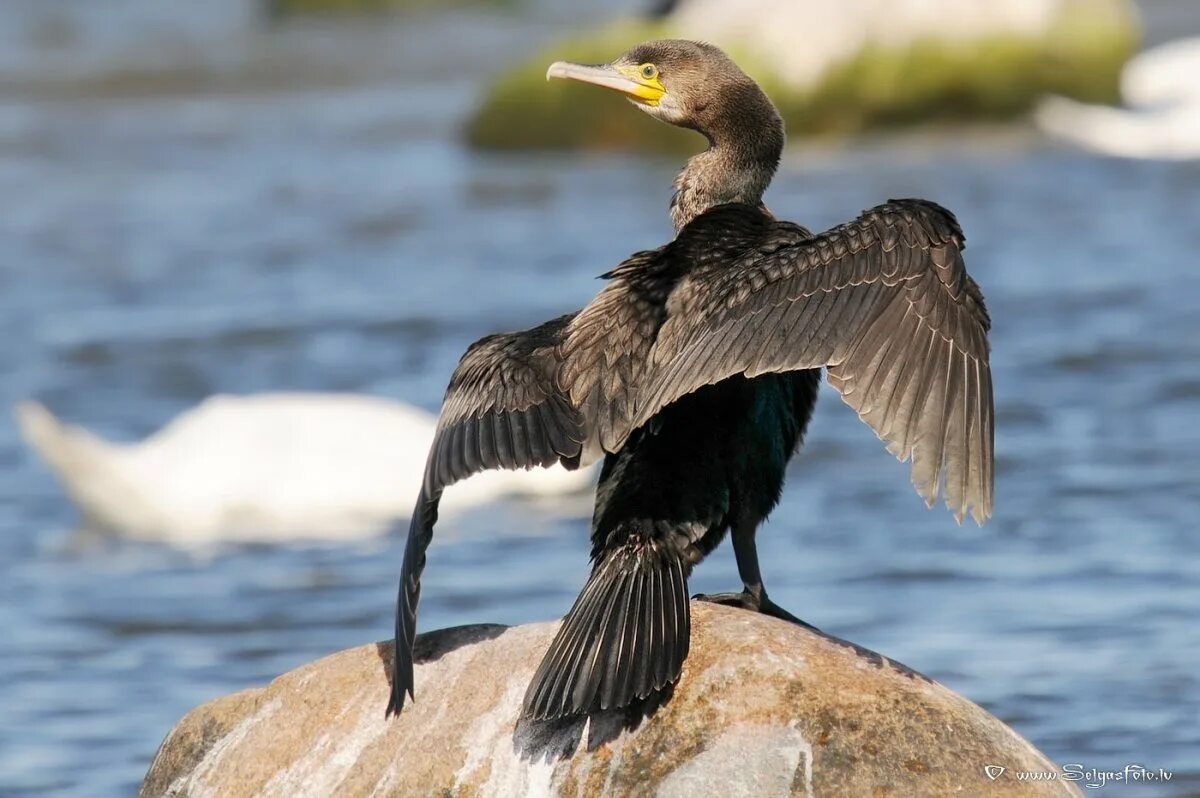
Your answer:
(388, 490), (440, 717)
(523, 538), (690, 720)
(13, 402), (137, 529)
(15, 401), (113, 474)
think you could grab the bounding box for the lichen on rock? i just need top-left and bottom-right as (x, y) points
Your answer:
(142, 603), (1081, 797)
(466, 0), (1139, 151)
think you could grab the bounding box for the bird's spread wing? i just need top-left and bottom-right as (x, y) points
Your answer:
(389, 314), (585, 716)
(425, 316), (586, 491)
(559, 249), (675, 454)
(633, 200), (994, 524)
(558, 218), (782, 455)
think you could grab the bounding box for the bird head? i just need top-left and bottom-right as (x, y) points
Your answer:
(546, 39), (779, 144)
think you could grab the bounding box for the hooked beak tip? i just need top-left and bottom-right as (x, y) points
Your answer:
(546, 61), (571, 82)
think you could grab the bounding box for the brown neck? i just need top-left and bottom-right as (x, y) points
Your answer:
(669, 92), (784, 232)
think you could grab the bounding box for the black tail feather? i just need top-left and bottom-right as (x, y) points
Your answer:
(523, 541), (690, 720)
(387, 492), (441, 717)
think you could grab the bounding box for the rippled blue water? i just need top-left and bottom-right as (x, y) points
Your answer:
(1, 2), (1198, 796)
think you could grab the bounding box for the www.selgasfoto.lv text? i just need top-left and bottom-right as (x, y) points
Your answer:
(984, 763), (1173, 789)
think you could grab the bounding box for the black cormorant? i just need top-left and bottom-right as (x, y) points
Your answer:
(388, 40), (993, 721)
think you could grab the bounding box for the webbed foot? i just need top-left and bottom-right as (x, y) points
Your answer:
(693, 589), (819, 632)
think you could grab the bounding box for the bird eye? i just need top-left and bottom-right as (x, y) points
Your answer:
(640, 64), (658, 80)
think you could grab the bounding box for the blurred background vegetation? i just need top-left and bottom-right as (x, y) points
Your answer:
(469, 1), (1138, 151)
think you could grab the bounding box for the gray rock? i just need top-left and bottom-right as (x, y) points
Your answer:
(142, 603), (1080, 797)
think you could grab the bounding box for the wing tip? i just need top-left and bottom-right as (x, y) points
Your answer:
(385, 682), (414, 719)
(946, 495), (993, 527)
(914, 467), (995, 527)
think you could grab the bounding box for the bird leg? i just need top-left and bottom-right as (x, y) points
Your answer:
(693, 520), (820, 631)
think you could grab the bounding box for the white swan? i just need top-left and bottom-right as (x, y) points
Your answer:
(1034, 37), (1200, 160)
(15, 393), (595, 545)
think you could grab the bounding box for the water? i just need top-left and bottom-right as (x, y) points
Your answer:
(2, 2), (1198, 795)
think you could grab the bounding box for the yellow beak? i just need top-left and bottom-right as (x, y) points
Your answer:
(546, 61), (666, 106)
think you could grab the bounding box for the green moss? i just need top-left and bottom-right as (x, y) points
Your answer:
(467, 8), (1137, 152)
(466, 23), (700, 153)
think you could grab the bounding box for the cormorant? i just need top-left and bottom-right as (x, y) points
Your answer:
(388, 40), (993, 721)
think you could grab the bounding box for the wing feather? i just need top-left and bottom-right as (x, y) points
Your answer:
(631, 199), (993, 524)
(389, 315), (586, 717)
